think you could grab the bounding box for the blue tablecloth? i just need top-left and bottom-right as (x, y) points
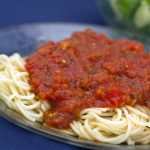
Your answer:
(0, 0), (105, 150)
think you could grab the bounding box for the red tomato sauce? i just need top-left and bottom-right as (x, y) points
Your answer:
(26, 29), (150, 128)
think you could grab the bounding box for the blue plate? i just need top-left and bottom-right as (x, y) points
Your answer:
(0, 23), (149, 150)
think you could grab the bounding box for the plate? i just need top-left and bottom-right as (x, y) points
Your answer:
(0, 23), (150, 150)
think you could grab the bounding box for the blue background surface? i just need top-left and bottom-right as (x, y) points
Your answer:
(0, 0), (105, 27)
(0, 0), (105, 150)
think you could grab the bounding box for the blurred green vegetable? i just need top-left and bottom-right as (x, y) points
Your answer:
(97, 0), (150, 35)
(110, 0), (150, 33)
(110, 0), (139, 20)
(134, 0), (150, 28)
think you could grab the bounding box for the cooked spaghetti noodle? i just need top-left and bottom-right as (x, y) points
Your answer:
(0, 53), (150, 145)
(0, 54), (49, 122)
(70, 106), (150, 145)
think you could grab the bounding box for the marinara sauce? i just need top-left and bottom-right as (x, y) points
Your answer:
(26, 29), (150, 128)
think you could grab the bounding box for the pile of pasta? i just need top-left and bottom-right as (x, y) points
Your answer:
(0, 54), (49, 122)
(0, 54), (149, 145)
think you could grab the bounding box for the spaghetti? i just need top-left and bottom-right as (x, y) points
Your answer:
(70, 106), (150, 145)
(26, 29), (150, 129)
(0, 54), (49, 122)
(0, 53), (149, 145)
